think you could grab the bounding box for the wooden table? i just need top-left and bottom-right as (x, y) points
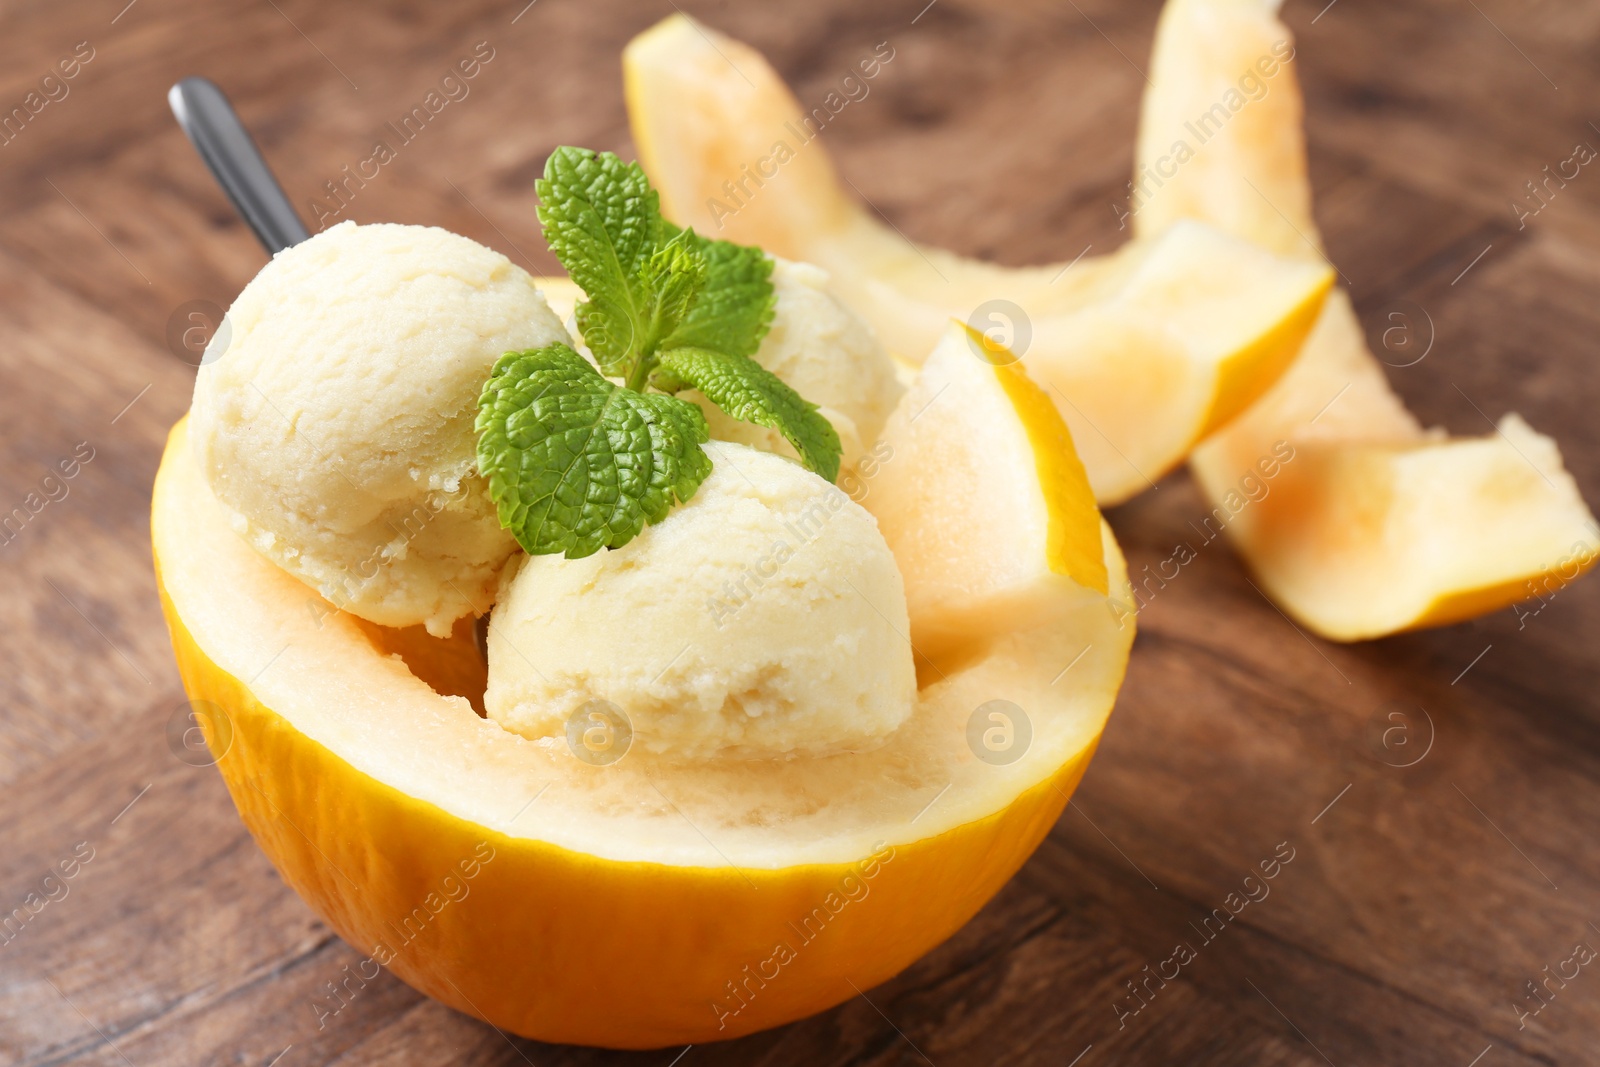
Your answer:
(3, 1), (1599, 1063)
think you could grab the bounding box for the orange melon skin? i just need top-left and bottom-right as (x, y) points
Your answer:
(1404, 561), (1599, 634)
(154, 543), (1099, 1048)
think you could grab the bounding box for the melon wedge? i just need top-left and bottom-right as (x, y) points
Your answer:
(153, 416), (1133, 1046)
(622, 14), (1333, 505)
(1134, 0), (1597, 640)
(864, 321), (1110, 660)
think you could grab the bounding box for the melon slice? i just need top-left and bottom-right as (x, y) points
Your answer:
(153, 417), (1132, 1046)
(864, 321), (1110, 660)
(622, 14), (1333, 505)
(1134, 0), (1597, 640)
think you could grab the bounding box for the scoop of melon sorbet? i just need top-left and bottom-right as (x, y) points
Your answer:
(188, 221), (571, 637)
(694, 259), (902, 472)
(484, 443), (917, 760)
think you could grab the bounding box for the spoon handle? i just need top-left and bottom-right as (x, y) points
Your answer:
(168, 77), (309, 255)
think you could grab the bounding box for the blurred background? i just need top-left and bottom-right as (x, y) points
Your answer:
(3, 0), (1600, 1064)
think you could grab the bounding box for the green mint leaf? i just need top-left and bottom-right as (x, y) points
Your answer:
(654, 346), (841, 482)
(536, 147), (661, 378)
(626, 230), (707, 388)
(476, 343), (711, 558)
(661, 224), (776, 359)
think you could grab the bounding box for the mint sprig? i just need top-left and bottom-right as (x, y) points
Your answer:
(476, 146), (842, 558)
(535, 147), (660, 377)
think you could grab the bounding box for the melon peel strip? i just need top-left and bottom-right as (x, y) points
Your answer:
(1134, 0), (1598, 640)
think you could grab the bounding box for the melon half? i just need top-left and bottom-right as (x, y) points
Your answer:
(152, 417), (1133, 1047)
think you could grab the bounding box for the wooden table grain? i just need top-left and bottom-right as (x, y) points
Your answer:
(3, 1), (1599, 1064)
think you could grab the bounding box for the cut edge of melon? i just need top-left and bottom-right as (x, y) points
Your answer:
(969, 323), (1110, 596)
(1200, 267), (1333, 437)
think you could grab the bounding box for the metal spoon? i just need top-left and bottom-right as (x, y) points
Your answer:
(168, 76), (308, 254)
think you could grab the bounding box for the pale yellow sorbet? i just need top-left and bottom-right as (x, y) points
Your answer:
(485, 442), (917, 760)
(697, 259), (903, 470)
(189, 221), (571, 636)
